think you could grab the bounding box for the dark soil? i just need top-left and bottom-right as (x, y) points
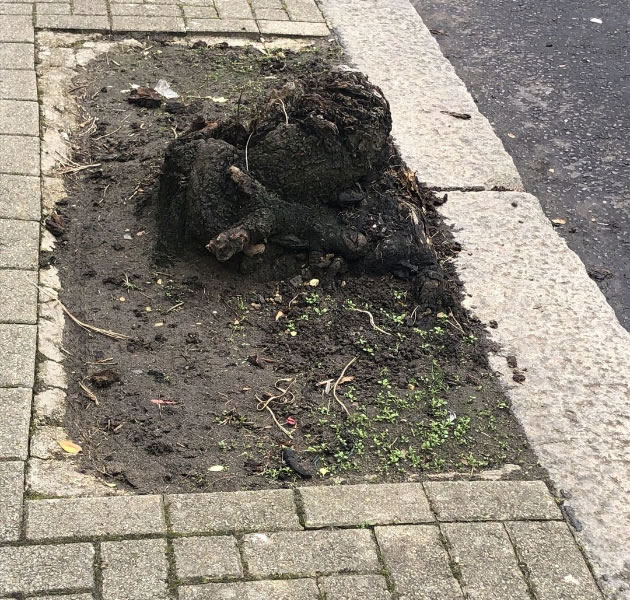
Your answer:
(51, 38), (543, 494)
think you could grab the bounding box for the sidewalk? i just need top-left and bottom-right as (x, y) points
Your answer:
(0, 0), (626, 598)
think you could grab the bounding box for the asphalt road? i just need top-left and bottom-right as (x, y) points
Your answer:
(412, 0), (630, 330)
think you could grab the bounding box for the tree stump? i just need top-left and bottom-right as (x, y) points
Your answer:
(156, 70), (446, 306)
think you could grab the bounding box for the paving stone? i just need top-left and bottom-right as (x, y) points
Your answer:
(101, 538), (169, 600)
(173, 536), (242, 579)
(242, 529), (380, 577)
(507, 521), (603, 600)
(0, 218), (39, 268)
(255, 8), (289, 20)
(0, 70), (37, 101)
(0, 269), (38, 323)
(182, 5), (218, 19)
(424, 481), (561, 521)
(300, 483), (434, 528)
(37, 2), (71, 13)
(0, 543), (94, 595)
(179, 579), (320, 600)
(318, 575), (391, 599)
(27, 456), (116, 497)
(215, 0), (253, 19)
(0, 135), (39, 175)
(0, 43), (34, 70)
(375, 525), (463, 600)
(0, 174), (40, 218)
(186, 18), (259, 33)
(0, 100), (39, 135)
(0, 324), (36, 386)
(284, 0), (325, 22)
(258, 20), (329, 36)
(33, 387), (66, 424)
(0, 4), (34, 14)
(442, 522), (530, 600)
(26, 494), (166, 539)
(35, 14), (110, 28)
(252, 0), (284, 8)
(36, 358), (67, 389)
(0, 460), (23, 541)
(112, 15), (185, 31)
(72, 0), (108, 14)
(30, 595), (94, 600)
(0, 16), (34, 42)
(111, 3), (181, 15)
(167, 489), (301, 534)
(0, 387), (31, 459)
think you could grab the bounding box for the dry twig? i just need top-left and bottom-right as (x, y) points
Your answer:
(79, 379), (99, 405)
(255, 378), (296, 438)
(348, 308), (392, 336)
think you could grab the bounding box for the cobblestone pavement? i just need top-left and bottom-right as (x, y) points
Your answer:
(0, 0), (615, 598)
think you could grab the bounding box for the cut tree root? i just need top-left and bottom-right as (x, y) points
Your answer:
(155, 70), (450, 309)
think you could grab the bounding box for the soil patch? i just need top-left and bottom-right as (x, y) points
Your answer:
(51, 38), (543, 493)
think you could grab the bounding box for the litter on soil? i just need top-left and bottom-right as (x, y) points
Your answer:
(49, 38), (543, 493)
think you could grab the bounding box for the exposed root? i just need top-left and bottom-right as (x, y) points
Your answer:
(332, 357), (356, 416)
(348, 308), (392, 336)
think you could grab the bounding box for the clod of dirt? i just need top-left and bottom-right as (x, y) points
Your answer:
(512, 370), (526, 383)
(282, 447), (313, 479)
(90, 369), (120, 388)
(128, 87), (162, 108)
(45, 213), (65, 237)
(506, 355), (518, 368)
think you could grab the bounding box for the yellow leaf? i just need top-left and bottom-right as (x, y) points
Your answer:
(58, 439), (82, 454)
(309, 278), (320, 287)
(275, 311), (285, 321)
(209, 465), (225, 472)
(551, 218), (567, 225)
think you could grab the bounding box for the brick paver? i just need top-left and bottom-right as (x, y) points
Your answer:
(318, 575), (392, 599)
(166, 489), (301, 534)
(0, 174), (40, 219)
(173, 536), (243, 579)
(26, 495), (167, 540)
(0, 460), (23, 541)
(0, 218), (39, 268)
(375, 525), (463, 600)
(0, 323), (37, 386)
(0, 42), (34, 69)
(0, 135), (39, 174)
(101, 539), (169, 600)
(0, 269), (38, 323)
(0, 543), (94, 596)
(0, 387), (32, 459)
(179, 579), (320, 600)
(0, 69), (37, 100)
(424, 480), (562, 521)
(507, 521), (603, 600)
(300, 482), (434, 527)
(242, 529), (381, 577)
(443, 522), (531, 600)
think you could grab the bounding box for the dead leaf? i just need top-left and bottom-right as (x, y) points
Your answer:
(275, 310), (285, 321)
(551, 218), (567, 225)
(58, 439), (82, 454)
(209, 465), (225, 472)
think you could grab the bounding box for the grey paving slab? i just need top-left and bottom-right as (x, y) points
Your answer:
(181, 5), (218, 18)
(318, 575), (392, 600)
(424, 481), (561, 521)
(30, 595), (94, 600)
(185, 18), (258, 33)
(101, 538), (169, 600)
(0, 323), (36, 387)
(0, 218), (39, 268)
(507, 521), (603, 600)
(0, 460), (24, 541)
(111, 15), (185, 31)
(179, 579), (320, 600)
(0, 15), (34, 42)
(25, 494), (166, 539)
(442, 522), (530, 600)
(166, 489), (301, 534)
(72, 0), (107, 14)
(0, 43), (34, 70)
(36, 14), (110, 28)
(173, 536), (243, 579)
(0, 174), (40, 219)
(242, 529), (380, 577)
(254, 8), (289, 20)
(0, 4), (34, 14)
(0, 543), (94, 596)
(284, 0), (325, 22)
(0, 69), (37, 100)
(0, 387), (31, 459)
(258, 20), (329, 36)
(300, 483), (434, 528)
(0, 100), (39, 135)
(37, 2), (71, 13)
(215, 0), (253, 19)
(320, 0), (522, 190)
(0, 135), (39, 175)
(375, 525), (463, 600)
(0, 269), (38, 323)
(110, 3), (180, 15)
